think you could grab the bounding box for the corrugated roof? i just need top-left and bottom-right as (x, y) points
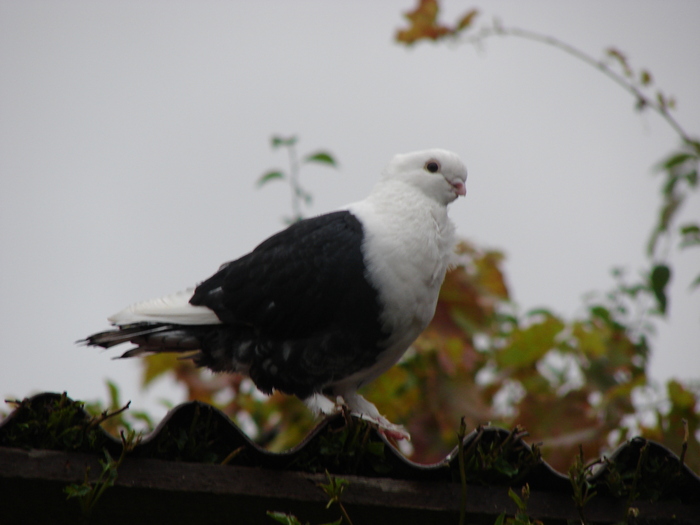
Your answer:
(1, 392), (698, 524)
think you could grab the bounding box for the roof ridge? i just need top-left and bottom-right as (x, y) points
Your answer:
(2, 392), (698, 502)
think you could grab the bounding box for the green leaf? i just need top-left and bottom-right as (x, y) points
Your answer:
(507, 486), (526, 512)
(257, 170), (285, 187)
(654, 151), (699, 177)
(679, 223), (700, 249)
(303, 151), (338, 167)
(689, 139), (700, 156)
(106, 380), (120, 409)
(572, 321), (607, 358)
(129, 410), (154, 431)
(667, 380), (695, 409)
(650, 264), (671, 314)
(266, 511), (304, 525)
(455, 9), (478, 32)
(658, 152), (693, 172)
(662, 174), (679, 197)
(497, 316), (565, 367)
(589, 306), (610, 323)
(271, 135), (298, 148)
(64, 483), (92, 499)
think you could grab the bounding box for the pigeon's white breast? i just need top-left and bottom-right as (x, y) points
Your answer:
(345, 180), (456, 382)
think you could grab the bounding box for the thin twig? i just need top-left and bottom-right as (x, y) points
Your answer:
(679, 418), (688, 470)
(458, 24), (692, 143)
(89, 401), (131, 429)
(457, 417), (467, 525)
(286, 143), (302, 221)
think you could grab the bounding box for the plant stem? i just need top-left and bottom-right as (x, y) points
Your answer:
(457, 417), (467, 525)
(89, 401), (131, 429)
(286, 143), (302, 222)
(338, 502), (354, 525)
(459, 24), (692, 143)
(679, 419), (688, 470)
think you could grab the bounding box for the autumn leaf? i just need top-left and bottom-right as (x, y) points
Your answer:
(395, 0), (452, 45)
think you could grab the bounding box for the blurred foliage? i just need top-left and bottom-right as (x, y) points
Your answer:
(1, 392), (127, 454)
(257, 134), (338, 224)
(64, 431), (138, 518)
(496, 485), (543, 525)
(70, 1), (699, 477)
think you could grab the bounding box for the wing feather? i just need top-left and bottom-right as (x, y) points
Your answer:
(190, 211), (381, 340)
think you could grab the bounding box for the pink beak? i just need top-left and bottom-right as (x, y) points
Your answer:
(451, 181), (467, 197)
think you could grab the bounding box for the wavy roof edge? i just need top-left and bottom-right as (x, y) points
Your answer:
(1, 392), (698, 503)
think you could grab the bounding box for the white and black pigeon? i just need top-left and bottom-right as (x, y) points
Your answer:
(83, 149), (467, 440)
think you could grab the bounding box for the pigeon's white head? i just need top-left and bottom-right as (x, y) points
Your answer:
(382, 149), (467, 205)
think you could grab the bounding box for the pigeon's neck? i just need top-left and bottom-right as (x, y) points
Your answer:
(366, 178), (449, 219)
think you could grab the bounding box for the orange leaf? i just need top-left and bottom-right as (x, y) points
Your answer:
(396, 0), (452, 45)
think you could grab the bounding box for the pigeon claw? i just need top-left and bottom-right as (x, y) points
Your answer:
(351, 412), (411, 441)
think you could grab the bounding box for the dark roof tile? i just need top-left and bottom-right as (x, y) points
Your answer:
(2, 391), (699, 519)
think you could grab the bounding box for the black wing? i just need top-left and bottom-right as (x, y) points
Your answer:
(190, 210), (380, 335)
(189, 211), (387, 396)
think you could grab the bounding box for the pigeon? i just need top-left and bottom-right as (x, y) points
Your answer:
(82, 149), (467, 439)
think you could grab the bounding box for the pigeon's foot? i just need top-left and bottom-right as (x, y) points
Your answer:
(339, 391), (411, 441)
(353, 412), (411, 441)
(305, 391), (410, 441)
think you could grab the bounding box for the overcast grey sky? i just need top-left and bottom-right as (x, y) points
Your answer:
(1, 1), (698, 420)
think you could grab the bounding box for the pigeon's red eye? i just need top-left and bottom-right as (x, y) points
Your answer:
(425, 161), (440, 173)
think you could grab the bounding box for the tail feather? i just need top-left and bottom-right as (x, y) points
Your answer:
(82, 321), (256, 376)
(108, 288), (221, 326)
(80, 324), (171, 348)
(80, 323), (204, 353)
